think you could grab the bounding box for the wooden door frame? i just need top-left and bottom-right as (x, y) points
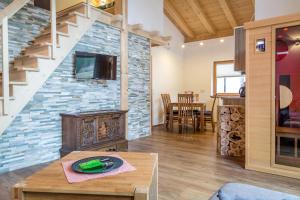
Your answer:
(271, 21), (300, 173)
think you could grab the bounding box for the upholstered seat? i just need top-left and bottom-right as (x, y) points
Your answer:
(209, 183), (300, 200)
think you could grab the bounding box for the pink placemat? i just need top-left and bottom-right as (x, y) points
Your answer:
(61, 154), (136, 183)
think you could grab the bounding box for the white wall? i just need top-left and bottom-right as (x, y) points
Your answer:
(151, 16), (185, 125)
(256, 0), (300, 20)
(182, 36), (235, 108)
(127, 0), (185, 126)
(128, 0), (163, 32)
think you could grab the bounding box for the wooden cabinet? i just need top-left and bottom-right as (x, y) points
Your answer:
(60, 110), (128, 157)
(245, 12), (300, 179)
(234, 27), (246, 73)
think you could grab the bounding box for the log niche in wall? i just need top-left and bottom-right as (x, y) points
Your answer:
(60, 110), (128, 157)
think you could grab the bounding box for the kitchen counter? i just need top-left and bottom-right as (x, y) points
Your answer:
(218, 96), (245, 106)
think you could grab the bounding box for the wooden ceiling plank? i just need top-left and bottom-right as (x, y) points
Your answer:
(164, 0), (194, 38)
(186, 0), (215, 34)
(218, 0), (238, 28)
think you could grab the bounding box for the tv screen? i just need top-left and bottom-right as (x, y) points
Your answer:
(75, 51), (117, 80)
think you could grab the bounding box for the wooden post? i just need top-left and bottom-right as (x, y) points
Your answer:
(2, 16), (9, 115)
(86, 0), (91, 18)
(120, 0), (129, 138)
(50, 0), (56, 59)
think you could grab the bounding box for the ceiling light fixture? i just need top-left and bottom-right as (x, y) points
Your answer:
(220, 39), (224, 43)
(200, 42), (204, 46)
(181, 44), (185, 48)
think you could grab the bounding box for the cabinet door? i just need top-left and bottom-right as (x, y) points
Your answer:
(97, 114), (124, 143)
(275, 24), (300, 168)
(79, 117), (97, 148)
(234, 27), (246, 72)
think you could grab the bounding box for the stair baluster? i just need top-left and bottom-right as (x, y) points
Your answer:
(2, 16), (9, 115)
(50, 0), (56, 59)
(86, 0), (91, 18)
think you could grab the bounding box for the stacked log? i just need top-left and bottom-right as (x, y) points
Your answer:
(217, 105), (245, 157)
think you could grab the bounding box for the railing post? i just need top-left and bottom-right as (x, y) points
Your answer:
(86, 0), (91, 18)
(2, 16), (9, 115)
(50, 0), (56, 59)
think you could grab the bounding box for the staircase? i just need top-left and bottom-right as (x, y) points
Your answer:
(0, 3), (104, 135)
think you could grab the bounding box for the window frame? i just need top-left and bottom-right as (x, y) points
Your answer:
(213, 60), (242, 96)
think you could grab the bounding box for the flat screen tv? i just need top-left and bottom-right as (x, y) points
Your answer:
(75, 51), (117, 80)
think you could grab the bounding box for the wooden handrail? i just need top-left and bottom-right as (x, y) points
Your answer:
(0, 0), (31, 26)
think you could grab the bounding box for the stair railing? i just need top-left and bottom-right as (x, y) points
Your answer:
(1, 0), (91, 115)
(1, 0), (31, 115)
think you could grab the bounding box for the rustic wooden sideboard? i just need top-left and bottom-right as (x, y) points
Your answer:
(60, 110), (128, 157)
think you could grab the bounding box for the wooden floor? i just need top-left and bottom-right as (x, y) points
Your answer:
(1, 126), (300, 200)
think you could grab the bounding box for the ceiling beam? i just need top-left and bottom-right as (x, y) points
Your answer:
(218, 0), (238, 28)
(185, 29), (233, 43)
(164, 0), (194, 38)
(250, 0), (255, 21)
(186, 0), (215, 34)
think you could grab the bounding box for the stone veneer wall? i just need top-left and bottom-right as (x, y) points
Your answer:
(127, 33), (151, 140)
(0, 21), (121, 173)
(0, 1), (50, 69)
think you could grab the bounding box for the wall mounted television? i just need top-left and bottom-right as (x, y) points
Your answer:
(75, 51), (117, 80)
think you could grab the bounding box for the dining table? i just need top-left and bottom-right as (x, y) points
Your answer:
(168, 102), (206, 132)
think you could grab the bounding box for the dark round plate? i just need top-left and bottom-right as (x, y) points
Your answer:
(71, 156), (123, 174)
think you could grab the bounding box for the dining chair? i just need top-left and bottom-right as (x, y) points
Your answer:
(178, 93), (194, 103)
(194, 93), (200, 102)
(204, 95), (217, 132)
(161, 94), (178, 129)
(178, 103), (195, 132)
(192, 103), (205, 132)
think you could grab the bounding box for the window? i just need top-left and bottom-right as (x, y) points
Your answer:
(213, 60), (245, 95)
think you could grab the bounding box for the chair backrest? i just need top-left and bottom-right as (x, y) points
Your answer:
(161, 94), (171, 113)
(194, 93), (200, 102)
(178, 103), (194, 118)
(178, 93), (193, 103)
(184, 91), (194, 94)
(211, 95), (217, 118)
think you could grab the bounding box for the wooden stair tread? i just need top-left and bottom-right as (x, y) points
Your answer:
(14, 67), (39, 72)
(57, 11), (86, 22)
(0, 81), (27, 85)
(57, 3), (87, 17)
(36, 31), (70, 39)
(22, 54), (51, 59)
(16, 54), (51, 60)
(57, 21), (78, 27)
(0, 96), (15, 100)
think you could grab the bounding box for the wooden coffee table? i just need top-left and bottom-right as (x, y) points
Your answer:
(12, 151), (158, 200)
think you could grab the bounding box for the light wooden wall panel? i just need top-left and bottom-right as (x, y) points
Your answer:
(246, 26), (272, 169)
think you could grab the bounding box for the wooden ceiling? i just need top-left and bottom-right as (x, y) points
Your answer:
(164, 0), (254, 42)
